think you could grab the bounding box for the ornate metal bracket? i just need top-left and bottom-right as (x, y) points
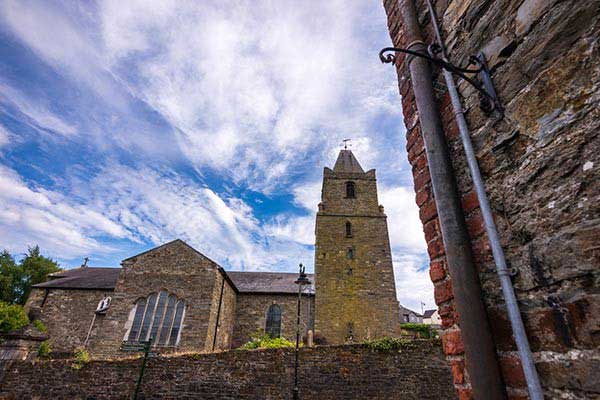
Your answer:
(379, 44), (503, 117)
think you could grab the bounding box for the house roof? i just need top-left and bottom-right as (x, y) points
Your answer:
(333, 149), (365, 173)
(34, 267), (314, 295)
(423, 309), (437, 318)
(227, 271), (315, 295)
(399, 305), (422, 317)
(34, 267), (120, 290)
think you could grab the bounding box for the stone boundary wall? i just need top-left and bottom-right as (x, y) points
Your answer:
(383, 0), (599, 399)
(0, 341), (455, 399)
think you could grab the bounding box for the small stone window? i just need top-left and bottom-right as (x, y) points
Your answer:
(265, 304), (282, 338)
(345, 181), (356, 198)
(346, 247), (354, 259)
(345, 322), (355, 342)
(125, 290), (185, 346)
(345, 221), (352, 237)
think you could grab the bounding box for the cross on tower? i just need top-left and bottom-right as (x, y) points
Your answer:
(342, 139), (352, 149)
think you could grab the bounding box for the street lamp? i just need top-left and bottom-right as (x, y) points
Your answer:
(293, 263), (311, 400)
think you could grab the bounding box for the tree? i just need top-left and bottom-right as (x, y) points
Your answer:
(0, 251), (21, 305)
(0, 301), (29, 333)
(0, 246), (60, 305)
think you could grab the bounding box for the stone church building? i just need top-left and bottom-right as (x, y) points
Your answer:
(25, 150), (400, 357)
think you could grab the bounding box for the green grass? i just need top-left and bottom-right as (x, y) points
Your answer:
(33, 319), (47, 333)
(362, 337), (416, 352)
(38, 341), (52, 359)
(400, 323), (434, 338)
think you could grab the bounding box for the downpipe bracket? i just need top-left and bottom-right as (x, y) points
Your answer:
(379, 45), (504, 118)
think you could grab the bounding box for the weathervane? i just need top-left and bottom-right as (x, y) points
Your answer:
(342, 139), (352, 149)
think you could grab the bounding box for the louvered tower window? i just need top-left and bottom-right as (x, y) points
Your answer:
(345, 181), (356, 198)
(345, 221), (352, 237)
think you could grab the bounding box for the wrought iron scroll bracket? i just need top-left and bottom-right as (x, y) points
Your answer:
(379, 44), (503, 118)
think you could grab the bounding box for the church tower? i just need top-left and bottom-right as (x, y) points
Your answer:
(314, 149), (401, 343)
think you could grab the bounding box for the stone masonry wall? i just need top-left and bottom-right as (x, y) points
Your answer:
(383, 0), (599, 398)
(24, 288), (111, 355)
(89, 240), (224, 357)
(315, 166), (401, 343)
(231, 293), (314, 348)
(0, 341), (456, 400)
(210, 274), (237, 351)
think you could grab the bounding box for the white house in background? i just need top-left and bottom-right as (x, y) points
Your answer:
(423, 309), (441, 326)
(399, 305), (423, 323)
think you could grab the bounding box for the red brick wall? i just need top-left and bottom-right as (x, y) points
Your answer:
(383, 0), (600, 398)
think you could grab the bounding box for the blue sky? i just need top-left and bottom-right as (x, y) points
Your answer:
(0, 0), (432, 311)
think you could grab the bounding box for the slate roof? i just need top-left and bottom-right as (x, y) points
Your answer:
(333, 149), (365, 173)
(33, 267), (314, 295)
(423, 309), (437, 318)
(399, 305), (422, 317)
(34, 267), (120, 290)
(227, 271), (315, 295)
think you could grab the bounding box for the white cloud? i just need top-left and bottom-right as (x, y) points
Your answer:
(76, 163), (313, 271)
(379, 185), (427, 253)
(1, 0), (403, 191)
(0, 82), (77, 137)
(0, 1), (433, 306)
(0, 125), (9, 147)
(96, 0), (401, 190)
(379, 185), (431, 308)
(393, 253), (434, 313)
(0, 0), (130, 110)
(0, 165), (127, 258)
(0, 162), (315, 271)
(292, 181), (322, 212)
(265, 215), (315, 246)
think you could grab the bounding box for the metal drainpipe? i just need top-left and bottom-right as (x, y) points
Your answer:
(397, 0), (505, 398)
(424, 1), (544, 398)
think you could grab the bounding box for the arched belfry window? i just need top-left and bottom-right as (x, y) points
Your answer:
(345, 221), (352, 237)
(265, 304), (282, 338)
(125, 290), (185, 346)
(345, 181), (356, 198)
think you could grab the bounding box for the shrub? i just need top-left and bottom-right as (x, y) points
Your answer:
(38, 341), (52, 359)
(240, 333), (295, 350)
(71, 347), (90, 370)
(400, 323), (434, 338)
(362, 337), (415, 352)
(0, 301), (29, 333)
(33, 319), (47, 333)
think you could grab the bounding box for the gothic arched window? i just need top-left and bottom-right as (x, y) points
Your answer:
(345, 181), (356, 198)
(125, 290), (185, 346)
(265, 304), (282, 338)
(345, 221), (352, 237)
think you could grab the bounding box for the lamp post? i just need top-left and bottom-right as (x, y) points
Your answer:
(293, 263), (311, 400)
